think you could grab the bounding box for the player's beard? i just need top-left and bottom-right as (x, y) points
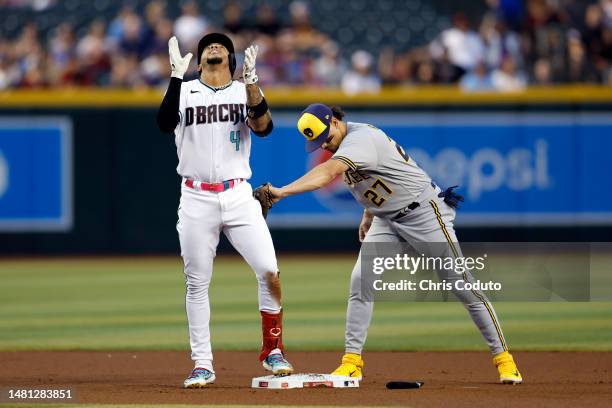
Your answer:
(206, 57), (223, 65)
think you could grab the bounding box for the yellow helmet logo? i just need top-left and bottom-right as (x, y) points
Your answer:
(297, 112), (327, 141)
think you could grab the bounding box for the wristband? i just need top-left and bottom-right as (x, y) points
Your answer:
(247, 97), (269, 120)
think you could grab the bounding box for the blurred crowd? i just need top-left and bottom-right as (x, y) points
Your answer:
(0, 0), (610, 92)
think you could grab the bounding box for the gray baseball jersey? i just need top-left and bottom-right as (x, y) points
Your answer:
(332, 122), (431, 218)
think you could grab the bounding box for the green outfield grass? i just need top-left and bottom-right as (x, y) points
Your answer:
(0, 255), (610, 351)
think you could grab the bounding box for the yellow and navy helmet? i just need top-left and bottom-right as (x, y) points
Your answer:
(297, 103), (333, 152)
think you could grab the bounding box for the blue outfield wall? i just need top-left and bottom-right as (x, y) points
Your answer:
(251, 112), (611, 228)
(0, 108), (609, 253)
(0, 118), (72, 232)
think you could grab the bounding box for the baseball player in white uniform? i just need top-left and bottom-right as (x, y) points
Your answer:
(156, 33), (293, 388)
(262, 104), (522, 384)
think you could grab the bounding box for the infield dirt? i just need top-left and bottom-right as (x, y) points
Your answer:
(1, 351), (610, 407)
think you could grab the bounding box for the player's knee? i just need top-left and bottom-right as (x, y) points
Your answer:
(459, 297), (486, 309)
(184, 271), (211, 303)
(348, 291), (361, 301)
(252, 257), (279, 276)
(185, 282), (209, 302)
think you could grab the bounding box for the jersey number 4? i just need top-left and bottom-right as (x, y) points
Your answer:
(363, 179), (393, 207)
(230, 130), (241, 151)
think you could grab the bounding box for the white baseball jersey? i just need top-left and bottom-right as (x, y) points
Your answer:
(174, 79), (252, 182)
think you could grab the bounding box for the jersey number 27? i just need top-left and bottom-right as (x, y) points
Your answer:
(363, 179), (393, 207)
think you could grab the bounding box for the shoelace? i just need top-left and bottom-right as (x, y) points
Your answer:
(266, 353), (286, 365)
(188, 368), (211, 379)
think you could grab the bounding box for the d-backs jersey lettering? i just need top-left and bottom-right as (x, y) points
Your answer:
(175, 79), (252, 182)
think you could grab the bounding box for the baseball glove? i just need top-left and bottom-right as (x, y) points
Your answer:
(253, 182), (274, 219)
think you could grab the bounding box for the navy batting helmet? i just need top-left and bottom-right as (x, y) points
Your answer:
(197, 33), (237, 77)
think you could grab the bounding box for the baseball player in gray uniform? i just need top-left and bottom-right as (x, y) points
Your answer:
(265, 103), (523, 384)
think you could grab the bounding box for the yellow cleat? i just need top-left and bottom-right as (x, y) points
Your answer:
(331, 353), (364, 380)
(493, 351), (523, 384)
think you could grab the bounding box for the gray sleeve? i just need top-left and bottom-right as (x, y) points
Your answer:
(332, 134), (378, 171)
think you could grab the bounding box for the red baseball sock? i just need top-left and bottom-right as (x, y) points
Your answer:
(259, 310), (284, 361)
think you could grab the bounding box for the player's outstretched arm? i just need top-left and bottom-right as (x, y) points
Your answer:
(243, 45), (273, 136)
(156, 37), (192, 134)
(269, 159), (348, 203)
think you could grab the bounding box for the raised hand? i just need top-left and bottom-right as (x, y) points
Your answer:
(168, 36), (192, 79)
(243, 44), (259, 85)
